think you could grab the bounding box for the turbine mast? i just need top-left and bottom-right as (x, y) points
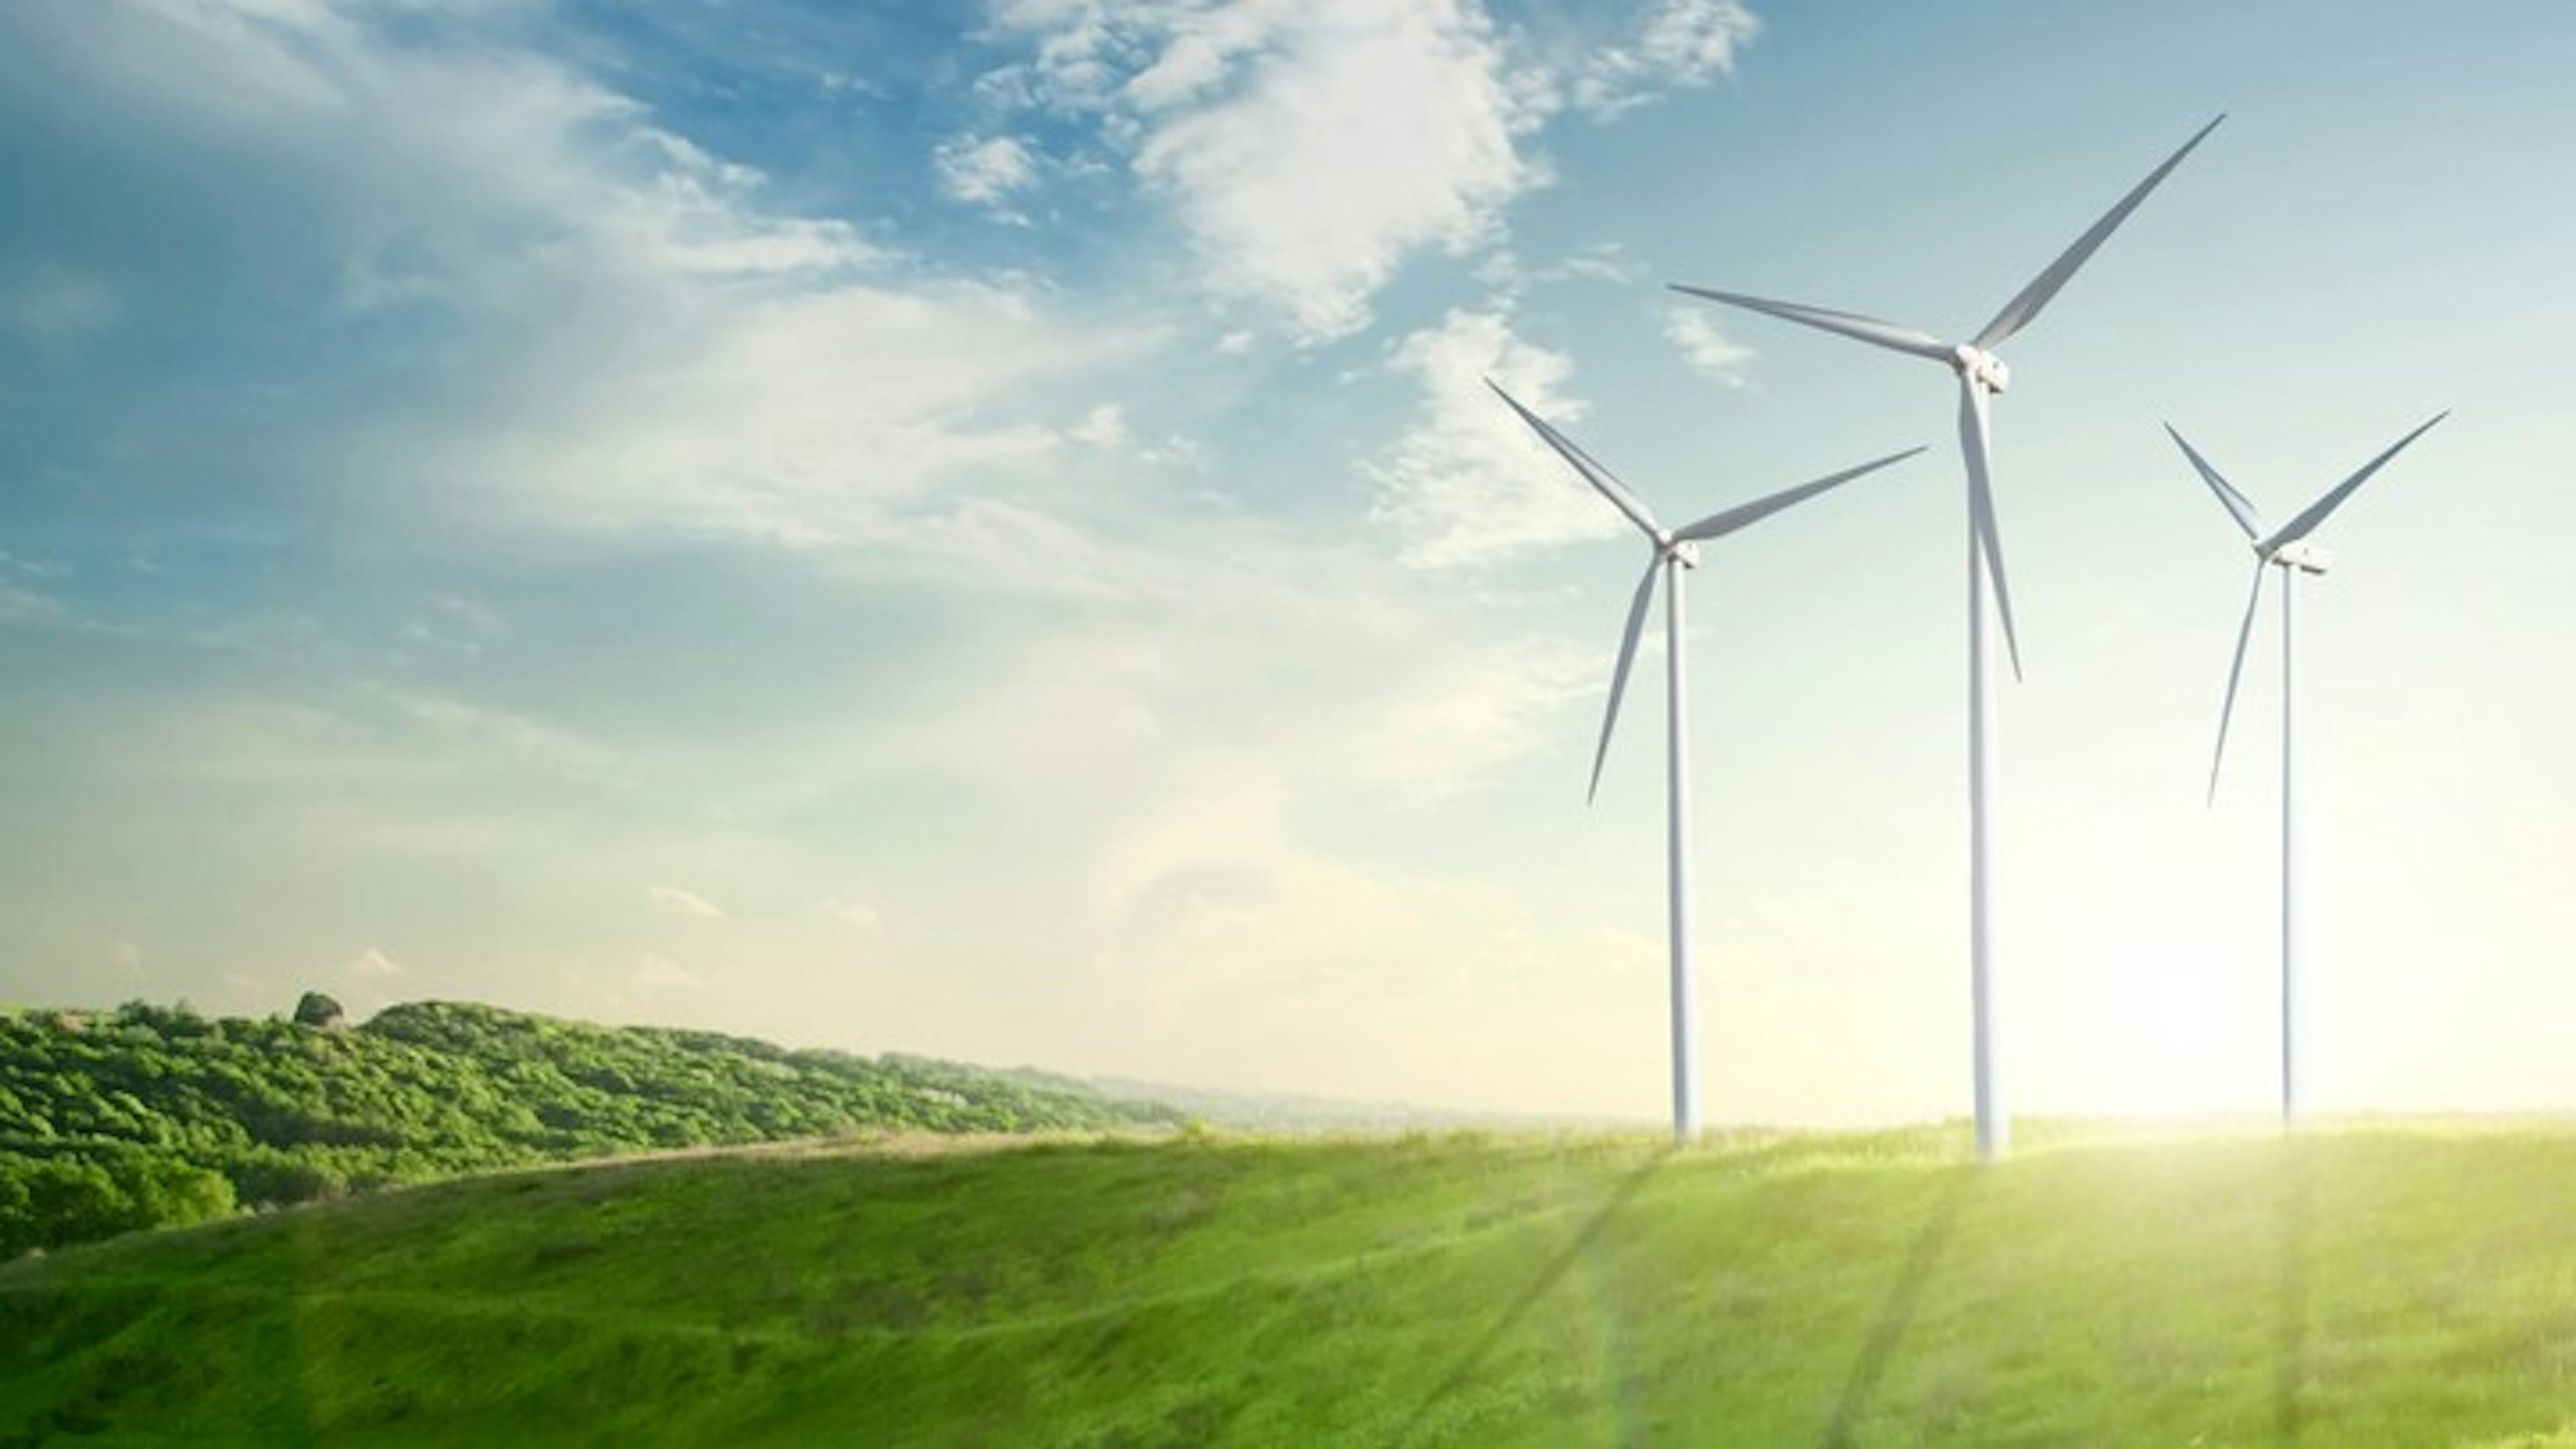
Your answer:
(2176, 411), (2443, 1128)
(1665, 550), (1701, 1142)
(1483, 378), (1917, 1141)
(2279, 564), (2301, 1124)
(1968, 475), (2005, 1159)
(1672, 117), (2220, 1161)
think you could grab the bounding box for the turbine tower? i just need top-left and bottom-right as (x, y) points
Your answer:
(1668, 115), (2223, 1159)
(2169, 411), (2448, 1124)
(1489, 379), (1920, 1142)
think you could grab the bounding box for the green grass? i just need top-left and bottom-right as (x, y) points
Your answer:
(9, 1122), (2576, 1445)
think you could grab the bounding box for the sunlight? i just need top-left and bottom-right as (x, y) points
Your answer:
(2068, 941), (2265, 1118)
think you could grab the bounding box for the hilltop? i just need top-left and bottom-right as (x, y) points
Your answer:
(0, 998), (1179, 1256)
(9, 1124), (2576, 1444)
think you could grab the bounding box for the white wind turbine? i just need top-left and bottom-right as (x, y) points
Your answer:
(1669, 115), (2223, 1159)
(1489, 380), (1921, 1142)
(2169, 411), (2448, 1124)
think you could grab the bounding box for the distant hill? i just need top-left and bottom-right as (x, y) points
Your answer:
(947, 1057), (1619, 1134)
(11, 1124), (2576, 1443)
(1076, 1073), (1621, 1133)
(0, 998), (1181, 1256)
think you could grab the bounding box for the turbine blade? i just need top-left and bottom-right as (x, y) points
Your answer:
(1674, 446), (1926, 543)
(1589, 558), (1662, 805)
(1666, 284), (1951, 362)
(1487, 379), (1664, 540)
(2208, 560), (2268, 804)
(1958, 379), (2024, 680)
(1974, 113), (2226, 350)
(2258, 411), (2449, 553)
(2163, 423), (2265, 541)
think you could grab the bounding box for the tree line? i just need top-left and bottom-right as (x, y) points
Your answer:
(1, 997), (1181, 1257)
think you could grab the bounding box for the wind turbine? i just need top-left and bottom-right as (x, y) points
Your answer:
(2169, 411), (2448, 1124)
(1488, 379), (1921, 1142)
(1668, 115), (2224, 1159)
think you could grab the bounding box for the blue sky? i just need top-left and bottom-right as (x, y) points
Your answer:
(5, 0), (2574, 1123)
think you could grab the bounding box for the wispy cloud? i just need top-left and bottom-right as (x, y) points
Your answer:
(1662, 305), (1754, 386)
(823, 898), (885, 936)
(934, 132), (1042, 213)
(1570, 0), (1760, 121)
(4, 263), (121, 341)
(9, 0), (1141, 553)
(649, 886), (724, 920)
(1348, 637), (1595, 797)
(1116, 0), (1536, 340)
(0, 584), (66, 626)
(1065, 402), (1129, 449)
(972, 0), (1760, 340)
(635, 953), (701, 988)
(0, 0), (1780, 1119)
(1371, 308), (1617, 569)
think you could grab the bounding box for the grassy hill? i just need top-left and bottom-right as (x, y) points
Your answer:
(9, 1123), (2576, 1444)
(0, 999), (1179, 1256)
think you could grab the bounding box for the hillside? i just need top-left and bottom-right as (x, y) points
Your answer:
(0, 999), (1179, 1256)
(9, 1124), (2576, 1444)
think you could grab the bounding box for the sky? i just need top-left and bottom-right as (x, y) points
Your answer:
(3, 0), (2574, 1126)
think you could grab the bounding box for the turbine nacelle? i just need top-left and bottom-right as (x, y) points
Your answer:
(1951, 343), (2010, 395)
(1659, 537), (1702, 569)
(2266, 539), (2332, 575)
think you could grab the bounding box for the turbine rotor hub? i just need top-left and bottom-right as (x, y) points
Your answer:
(1952, 343), (2010, 394)
(2270, 539), (2332, 575)
(1661, 537), (1701, 568)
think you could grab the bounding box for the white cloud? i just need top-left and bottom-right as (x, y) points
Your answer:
(649, 885), (723, 920)
(1662, 305), (1754, 386)
(0, 0), (1768, 1120)
(0, 551), (68, 580)
(1370, 307), (1618, 569)
(434, 595), (502, 632)
(1547, 241), (1644, 285)
(347, 947), (402, 977)
(975, 0), (1763, 341)
(1062, 764), (1657, 1113)
(824, 898), (885, 936)
(635, 953), (700, 988)
(988, 0), (1543, 341)
(1067, 403), (1129, 449)
(643, 213), (875, 278)
(18, 0), (1140, 551)
(356, 684), (608, 775)
(1124, 29), (1232, 111)
(617, 128), (881, 278)
(67, 3), (872, 293)
(1136, 432), (1203, 467)
(1350, 638), (1594, 796)
(1130, 0), (1534, 339)
(1570, 0), (1761, 121)
(0, 584), (66, 626)
(5, 264), (121, 341)
(934, 132), (1041, 209)
(441, 278), (1144, 545)
(1471, 241), (1644, 301)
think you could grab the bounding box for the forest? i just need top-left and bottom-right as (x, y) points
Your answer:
(0, 996), (1181, 1256)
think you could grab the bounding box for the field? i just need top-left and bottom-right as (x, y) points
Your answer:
(9, 1123), (2576, 1445)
